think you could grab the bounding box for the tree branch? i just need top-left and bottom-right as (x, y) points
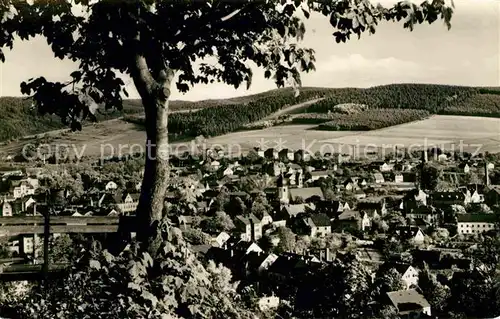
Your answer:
(131, 54), (156, 97)
(220, 8), (242, 22)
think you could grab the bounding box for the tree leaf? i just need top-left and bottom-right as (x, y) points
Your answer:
(70, 71), (82, 81)
(142, 252), (154, 268)
(89, 259), (101, 270)
(141, 290), (158, 308)
(302, 8), (310, 19)
(128, 282), (142, 291)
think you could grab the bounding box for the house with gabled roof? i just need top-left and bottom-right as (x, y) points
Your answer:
(393, 226), (425, 245)
(234, 214), (262, 242)
(267, 253), (322, 281)
(241, 251), (278, 277)
(458, 162), (471, 173)
(334, 210), (371, 232)
(212, 231), (231, 248)
(278, 203), (316, 222)
(429, 191), (466, 207)
(406, 206), (439, 224)
(303, 213), (331, 237)
(381, 262), (419, 290)
(386, 289), (431, 318)
(457, 214), (497, 235)
(0, 200), (13, 217)
(309, 170), (334, 182)
(264, 148), (279, 160)
(115, 192), (140, 213)
(343, 178), (359, 192)
(357, 197), (387, 216)
(373, 173), (385, 184)
(288, 187), (324, 203)
(9, 180), (35, 199)
(315, 200), (345, 219)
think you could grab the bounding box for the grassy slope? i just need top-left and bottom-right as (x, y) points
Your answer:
(1, 84), (500, 142)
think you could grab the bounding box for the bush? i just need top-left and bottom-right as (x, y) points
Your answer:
(14, 222), (256, 319)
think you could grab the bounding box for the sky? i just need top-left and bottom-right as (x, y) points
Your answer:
(0, 0), (499, 101)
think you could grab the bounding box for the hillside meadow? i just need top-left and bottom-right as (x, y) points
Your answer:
(2, 115), (499, 161)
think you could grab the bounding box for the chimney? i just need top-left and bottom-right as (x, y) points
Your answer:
(485, 161), (490, 186)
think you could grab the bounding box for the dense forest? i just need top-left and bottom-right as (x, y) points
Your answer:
(293, 109), (430, 130)
(0, 97), (146, 142)
(304, 84), (500, 117)
(304, 84), (480, 113)
(126, 87), (334, 138)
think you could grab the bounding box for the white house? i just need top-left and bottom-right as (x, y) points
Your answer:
(222, 166), (234, 176)
(210, 160), (221, 169)
(105, 181), (118, 191)
(0, 201), (12, 217)
(373, 173), (385, 184)
(457, 214), (497, 235)
(258, 296), (280, 312)
(414, 189), (428, 206)
(394, 264), (420, 289)
(116, 193), (139, 213)
(394, 226), (425, 245)
(260, 212), (273, 226)
(258, 253), (278, 273)
(10, 181), (35, 199)
(394, 173), (403, 183)
(380, 163), (394, 172)
(213, 231), (231, 247)
(437, 154), (448, 162)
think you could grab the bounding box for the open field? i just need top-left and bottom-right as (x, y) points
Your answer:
(208, 115), (500, 157)
(1, 115), (500, 160)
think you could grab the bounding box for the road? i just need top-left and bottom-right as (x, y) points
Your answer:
(260, 97), (325, 121)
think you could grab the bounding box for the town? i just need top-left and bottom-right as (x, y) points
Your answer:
(0, 145), (499, 318)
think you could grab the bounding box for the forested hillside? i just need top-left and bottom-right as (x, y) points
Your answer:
(2, 84), (500, 142)
(125, 87), (335, 138)
(0, 97), (148, 141)
(304, 84), (500, 115)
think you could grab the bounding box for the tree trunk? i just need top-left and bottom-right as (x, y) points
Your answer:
(130, 53), (174, 252)
(136, 95), (170, 247)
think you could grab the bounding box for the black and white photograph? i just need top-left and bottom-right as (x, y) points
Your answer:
(0, 0), (499, 318)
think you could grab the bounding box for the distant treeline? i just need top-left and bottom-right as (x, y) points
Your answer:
(293, 109), (430, 131)
(126, 87), (334, 138)
(3, 84), (500, 142)
(304, 84), (480, 113)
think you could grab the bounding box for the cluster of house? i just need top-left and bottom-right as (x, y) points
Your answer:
(166, 148), (500, 316)
(0, 167), (141, 258)
(1, 146), (499, 316)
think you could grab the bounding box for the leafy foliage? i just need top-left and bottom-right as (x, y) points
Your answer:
(16, 222), (255, 319)
(1, 0), (454, 131)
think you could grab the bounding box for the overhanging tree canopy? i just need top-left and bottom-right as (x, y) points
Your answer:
(0, 0), (453, 248)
